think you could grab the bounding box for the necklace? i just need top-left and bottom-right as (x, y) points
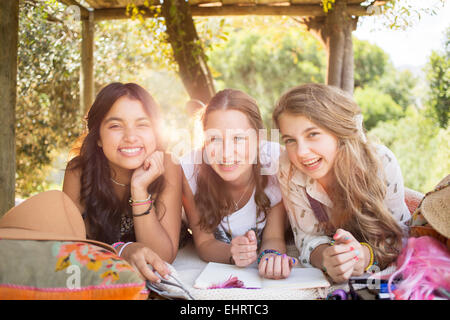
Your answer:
(225, 194), (258, 239)
(232, 180), (253, 211)
(111, 177), (129, 187)
(226, 180), (255, 238)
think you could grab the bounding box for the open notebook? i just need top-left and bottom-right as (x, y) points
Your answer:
(194, 262), (330, 290)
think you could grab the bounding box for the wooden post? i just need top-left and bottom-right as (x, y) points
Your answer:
(0, 0), (19, 215)
(80, 10), (94, 115)
(302, 0), (357, 94)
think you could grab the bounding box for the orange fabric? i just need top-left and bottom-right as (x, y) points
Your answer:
(0, 284), (148, 300)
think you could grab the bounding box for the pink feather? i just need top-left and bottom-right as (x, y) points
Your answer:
(388, 236), (450, 300)
(208, 276), (245, 289)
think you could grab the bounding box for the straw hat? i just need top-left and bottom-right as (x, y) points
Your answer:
(413, 175), (450, 239)
(0, 190), (116, 253)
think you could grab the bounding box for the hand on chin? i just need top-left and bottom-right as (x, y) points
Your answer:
(130, 151), (165, 191)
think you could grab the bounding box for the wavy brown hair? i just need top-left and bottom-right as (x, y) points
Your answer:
(67, 82), (165, 244)
(273, 83), (404, 269)
(195, 89), (271, 232)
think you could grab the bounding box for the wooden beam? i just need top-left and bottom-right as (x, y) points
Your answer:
(93, 4), (369, 20)
(0, 0), (19, 215)
(80, 11), (95, 115)
(57, 0), (91, 20)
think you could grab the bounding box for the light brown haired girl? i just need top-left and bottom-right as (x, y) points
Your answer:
(181, 88), (297, 279)
(273, 83), (410, 283)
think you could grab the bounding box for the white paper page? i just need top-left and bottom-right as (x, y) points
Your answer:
(261, 267), (330, 289)
(194, 262), (330, 290)
(194, 262), (262, 289)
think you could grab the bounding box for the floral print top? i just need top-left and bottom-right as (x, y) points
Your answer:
(277, 144), (411, 267)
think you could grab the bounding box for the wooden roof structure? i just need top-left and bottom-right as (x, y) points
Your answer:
(63, 0), (374, 20)
(1, 0), (386, 214)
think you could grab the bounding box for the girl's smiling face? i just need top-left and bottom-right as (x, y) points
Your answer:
(278, 113), (338, 189)
(98, 96), (157, 173)
(203, 109), (258, 184)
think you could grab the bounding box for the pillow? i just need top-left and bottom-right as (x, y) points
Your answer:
(0, 240), (148, 300)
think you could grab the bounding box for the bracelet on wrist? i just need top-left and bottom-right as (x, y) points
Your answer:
(257, 249), (282, 264)
(360, 242), (377, 272)
(118, 242), (133, 257)
(132, 201), (153, 217)
(112, 241), (125, 249)
(129, 194), (152, 206)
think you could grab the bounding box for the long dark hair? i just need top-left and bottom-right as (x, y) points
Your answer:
(68, 82), (165, 243)
(195, 89), (271, 232)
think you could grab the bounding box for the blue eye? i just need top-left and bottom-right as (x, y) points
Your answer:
(308, 132), (320, 138)
(283, 138), (296, 144)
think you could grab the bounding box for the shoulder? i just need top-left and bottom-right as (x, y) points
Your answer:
(179, 148), (202, 194)
(63, 158), (84, 213)
(163, 152), (181, 182)
(373, 144), (398, 165)
(64, 158), (82, 182)
(259, 140), (281, 163)
(179, 148), (201, 179)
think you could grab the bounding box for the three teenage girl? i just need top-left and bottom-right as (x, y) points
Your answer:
(63, 82), (409, 284)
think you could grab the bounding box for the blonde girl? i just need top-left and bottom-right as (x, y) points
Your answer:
(272, 83), (410, 283)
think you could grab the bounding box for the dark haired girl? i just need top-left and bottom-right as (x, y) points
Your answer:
(63, 82), (181, 282)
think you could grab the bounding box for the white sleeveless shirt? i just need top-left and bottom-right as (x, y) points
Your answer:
(180, 140), (282, 243)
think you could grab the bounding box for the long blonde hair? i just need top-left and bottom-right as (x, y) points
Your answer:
(273, 83), (404, 269)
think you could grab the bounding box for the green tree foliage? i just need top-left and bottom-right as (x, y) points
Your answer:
(354, 87), (404, 131)
(16, 0), (82, 197)
(353, 38), (389, 88)
(424, 27), (449, 128)
(208, 18), (326, 127)
(375, 68), (418, 110)
(368, 108), (449, 193)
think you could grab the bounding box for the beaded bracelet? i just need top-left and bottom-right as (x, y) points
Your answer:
(112, 241), (125, 249)
(257, 249), (282, 264)
(360, 242), (377, 272)
(132, 202), (153, 217)
(130, 200), (153, 207)
(118, 242), (133, 257)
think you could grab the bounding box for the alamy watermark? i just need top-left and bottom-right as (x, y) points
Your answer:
(169, 128), (281, 176)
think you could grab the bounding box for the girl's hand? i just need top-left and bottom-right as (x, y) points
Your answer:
(258, 253), (298, 279)
(119, 242), (170, 283)
(131, 151), (164, 192)
(230, 230), (258, 267)
(332, 229), (367, 276)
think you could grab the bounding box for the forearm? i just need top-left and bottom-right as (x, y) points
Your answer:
(132, 207), (175, 262)
(259, 237), (286, 255)
(196, 238), (233, 264)
(131, 189), (176, 262)
(310, 243), (329, 269)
